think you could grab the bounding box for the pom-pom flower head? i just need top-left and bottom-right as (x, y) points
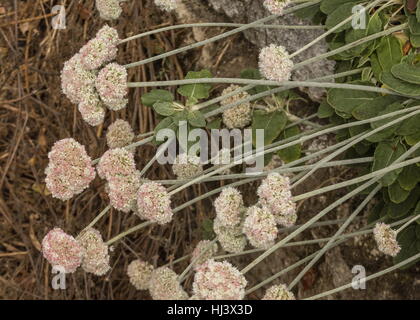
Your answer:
(96, 63), (128, 110)
(127, 259), (154, 290)
(257, 172), (297, 227)
(373, 222), (401, 257)
(259, 44), (293, 82)
(77, 228), (110, 276)
(108, 171), (140, 212)
(45, 138), (96, 201)
(79, 26), (119, 70)
(61, 53), (96, 104)
(243, 206), (278, 249)
(42, 228), (85, 273)
(213, 218), (247, 253)
(97, 148), (136, 180)
(172, 153), (203, 179)
(221, 84), (252, 129)
(262, 284), (295, 300)
(136, 182), (173, 224)
(218, 232), (247, 253)
(149, 267), (188, 300)
(191, 240), (218, 270)
(154, 0), (180, 12)
(214, 187), (244, 227)
(96, 0), (123, 20)
(263, 0), (290, 15)
(78, 89), (106, 126)
(193, 259), (247, 300)
(106, 119), (134, 149)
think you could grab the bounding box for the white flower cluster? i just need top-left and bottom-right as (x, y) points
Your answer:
(213, 188), (248, 253)
(373, 223), (401, 257)
(259, 44), (293, 83)
(257, 172), (297, 227)
(172, 153), (203, 179)
(127, 259), (154, 290)
(221, 84), (252, 129)
(61, 25), (129, 126)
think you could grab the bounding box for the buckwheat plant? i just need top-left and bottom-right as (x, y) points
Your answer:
(42, 0), (420, 300)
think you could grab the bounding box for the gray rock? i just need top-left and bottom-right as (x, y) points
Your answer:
(207, 0), (335, 101)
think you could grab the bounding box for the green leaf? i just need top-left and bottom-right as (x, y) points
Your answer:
(370, 53), (383, 81)
(141, 89), (174, 107)
(352, 95), (401, 120)
(251, 110), (287, 146)
(398, 165), (420, 191)
(171, 110), (189, 126)
(240, 68), (272, 95)
(317, 100), (335, 118)
(388, 181), (410, 203)
(393, 225), (420, 269)
(152, 117), (177, 145)
(372, 141), (406, 186)
(187, 110), (206, 127)
(327, 81), (379, 115)
(376, 36), (403, 72)
(153, 101), (175, 116)
(391, 62), (420, 84)
(177, 70), (212, 100)
(367, 102), (404, 143)
(387, 186), (419, 219)
(206, 118), (221, 130)
(417, 0), (420, 21)
(325, 3), (358, 33)
(320, 0), (364, 14)
(410, 31), (420, 47)
(381, 72), (420, 96)
(367, 201), (384, 224)
(405, 131), (420, 146)
(395, 113), (420, 136)
(409, 14), (420, 35)
(277, 125), (302, 163)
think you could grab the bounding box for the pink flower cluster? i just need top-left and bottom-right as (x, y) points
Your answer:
(96, 0), (123, 20)
(77, 228), (110, 276)
(45, 138), (96, 201)
(77, 89), (106, 126)
(257, 172), (297, 227)
(96, 63), (128, 110)
(149, 267), (188, 300)
(106, 119), (134, 149)
(191, 240), (218, 270)
(61, 25), (124, 126)
(61, 53), (96, 105)
(259, 44), (293, 82)
(243, 206), (278, 249)
(127, 259), (155, 290)
(97, 148), (139, 212)
(373, 223), (401, 257)
(214, 187), (244, 226)
(192, 259), (247, 300)
(262, 284), (295, 300)
(263, 0), (290, 15)
(136, 181), (173, 224)
(79, 25), (119, 70)
(213, 218), (247, 253)
(42, 228), (85, 273)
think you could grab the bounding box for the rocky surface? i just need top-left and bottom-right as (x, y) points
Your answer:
(207, 0), (335, 101)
